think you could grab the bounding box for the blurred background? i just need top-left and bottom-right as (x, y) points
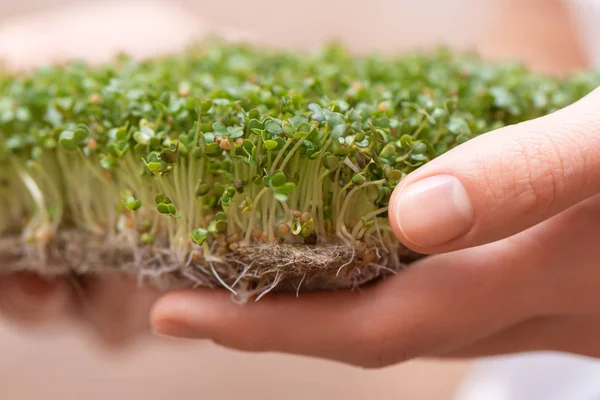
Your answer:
(0, 0), (595, 399)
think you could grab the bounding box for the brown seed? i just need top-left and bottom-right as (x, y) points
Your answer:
(261, 233), (269, 243)
(204, 215), (213, 224)
(252, 227), (263, 239)
(87, 138), (98, 150)
(377, 102), (387, 112)
(167, 116), (174, 123)
(301, 212), (312, 222)
(292, 210), (302, 219)
(229, 242), (239, 251)
(219, 139), (231, 150)
(88, 93), (102, 104)
(351, 82), (363, 91)
(191, 249), (204, 263)
(363, 249), (377, 264)
(235, 138), (244, 146)
(35, 230), (53, 244)
(277, 223), (290, 235)
(178, 87), (190, 97)
(126, 217), (136, 229)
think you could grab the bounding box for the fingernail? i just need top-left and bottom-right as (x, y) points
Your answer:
(153, 319), (205, 339)
(394, 175), (474, 247)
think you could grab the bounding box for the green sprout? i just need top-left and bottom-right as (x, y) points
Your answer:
(155, 194), (180, 219)
(121, 191), (142, 211)
(190, 228), (208, 245)
(1, 40), (599, 297)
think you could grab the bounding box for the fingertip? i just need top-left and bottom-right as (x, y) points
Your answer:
(388, 181), (409, 246)
(150, 289), (229, 339)
(0, 273), (72, 324)
(149, 291), (187, 331)
(389, 174), (475, 254)
(150, 289), (229, 322)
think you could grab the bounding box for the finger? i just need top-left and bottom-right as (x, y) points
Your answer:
(440, 313), (600, 359)
(511, 193), (600, 315)
(72, 275), (159, 348)
(388, 86), (600, 254)
(0, 273), (72, 326)
(151, 240), (539, 368)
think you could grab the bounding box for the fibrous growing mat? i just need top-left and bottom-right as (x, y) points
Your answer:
(1, 42), (598, 300)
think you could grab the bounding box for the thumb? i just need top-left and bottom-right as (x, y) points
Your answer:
(389, 86), (600, 254)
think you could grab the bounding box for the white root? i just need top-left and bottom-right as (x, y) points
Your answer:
(0, 229), (420, 297)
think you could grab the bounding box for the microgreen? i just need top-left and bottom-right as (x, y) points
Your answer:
(1, 40), (599, 286)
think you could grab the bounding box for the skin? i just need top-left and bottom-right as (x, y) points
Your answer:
(152, 86), (600, 367)
(0, 1), (206, 347)
(0, 0), (255, 347)
(151, 1), (600, 367)
(1, 0), (597, 361)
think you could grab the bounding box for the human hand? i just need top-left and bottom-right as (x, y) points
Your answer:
(0, 0), (262, 347)
(151, 85), (600, 367)
(0, 273), (159, 347)
(0, 1), (206, 347)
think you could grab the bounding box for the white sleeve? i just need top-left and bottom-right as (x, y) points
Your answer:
(455, 353), (600, 400)
(564, 0), (600, 66)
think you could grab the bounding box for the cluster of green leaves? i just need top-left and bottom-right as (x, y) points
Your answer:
(1, 41), (599, 251)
